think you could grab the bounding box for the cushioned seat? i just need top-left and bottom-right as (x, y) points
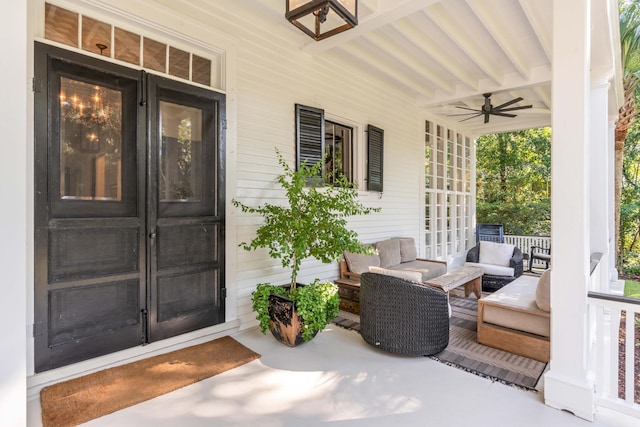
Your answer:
(477, 270), (551, 362)
(465, 241), (523, 292)
(481, 275), (549, 337)
(359, 272), (450, 356)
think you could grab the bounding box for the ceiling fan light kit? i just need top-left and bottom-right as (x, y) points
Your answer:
(449, 93), (532, 124)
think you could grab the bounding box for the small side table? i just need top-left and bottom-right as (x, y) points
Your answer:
(334, 278), (361, 314)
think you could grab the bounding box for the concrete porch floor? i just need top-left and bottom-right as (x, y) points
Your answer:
(27, 324), (638, 427)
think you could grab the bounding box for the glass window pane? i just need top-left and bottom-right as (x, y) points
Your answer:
(82, 16), (112, 57)
(159, 101), (203, 202)
(144, 37), (167, 73)
(169, 47), (190, 80)
(192, 55), (211, 86)
(114, 27), (140, 65)
(60, 77), (122, 200)
(45, 3), (78, 47)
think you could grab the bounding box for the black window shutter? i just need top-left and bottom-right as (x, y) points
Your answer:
(367, 124), (384, 192)
(295, 104), (324, 172)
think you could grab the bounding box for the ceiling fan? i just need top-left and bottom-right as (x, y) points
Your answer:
(448, 93), (532, 124)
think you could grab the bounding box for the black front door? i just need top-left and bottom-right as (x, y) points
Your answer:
(34, 42), (225, 372)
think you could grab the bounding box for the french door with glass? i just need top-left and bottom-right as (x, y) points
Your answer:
(34, 42), (225, 372)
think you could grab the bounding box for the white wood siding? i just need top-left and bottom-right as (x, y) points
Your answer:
(31, 0), (477, 335)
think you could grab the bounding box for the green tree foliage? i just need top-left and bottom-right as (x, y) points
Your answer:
(621, 118), (640, 275)
(476, 128), (551, 236)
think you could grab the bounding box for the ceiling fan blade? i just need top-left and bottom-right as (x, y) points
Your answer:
(459, 113), (483, 122)
(490, 112), (517, 118)
(496, 104), (533, 112)
(493, 97), (523, 110)
(455, 106), (482, 112)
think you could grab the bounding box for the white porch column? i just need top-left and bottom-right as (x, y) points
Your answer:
(0, 1), (28, 426)
(589, 79), (612, 290)
(607, 117), (619, 284)
(544, 0), (595, 420)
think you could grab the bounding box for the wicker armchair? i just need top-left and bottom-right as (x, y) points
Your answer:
(466, 245), (524, 292)
(359, 272), (449, 356)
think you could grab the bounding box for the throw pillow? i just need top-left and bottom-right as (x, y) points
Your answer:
(536, 269), (551, 312)
(374, 238), (402, 268)
(398, 238), (418, 263)
(478, 241), (515, 267)
(369, 266), (423, 283)
(343, 249), (380, 274)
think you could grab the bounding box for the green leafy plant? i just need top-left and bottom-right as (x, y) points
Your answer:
(251, 279), (340, 341)
(234, 148), (379, 340)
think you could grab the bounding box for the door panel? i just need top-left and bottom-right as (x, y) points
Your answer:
(34, 43), (225, 372)
(147, 75), (225, 342)
(34, 42), (145, 372)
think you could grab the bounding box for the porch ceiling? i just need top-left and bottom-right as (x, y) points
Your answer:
(154, 0), (620, 136)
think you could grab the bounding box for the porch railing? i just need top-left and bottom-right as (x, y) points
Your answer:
(503, 234), (551, 269)
(588, 259), (640, 417)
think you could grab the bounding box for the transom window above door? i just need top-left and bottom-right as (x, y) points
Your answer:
(43, 2), (223, 89)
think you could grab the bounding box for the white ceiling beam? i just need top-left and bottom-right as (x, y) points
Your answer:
(466, 0), (530, 81)
(389, 21), (479, 91)
(518, 0), (552, 62)
(533, 86), (552, 110)
(342, 41), (436, 99)
(416, 64), (550, 107)
(424, 4), (503, 85)
(303, 0), (440, 54)
(366, 30), (455, 93)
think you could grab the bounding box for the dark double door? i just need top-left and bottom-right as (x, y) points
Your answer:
(34, 42), (226, 372)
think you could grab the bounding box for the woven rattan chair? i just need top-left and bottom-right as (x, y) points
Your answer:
(359, 272), (449, 356)
(466, 245), (524, 292)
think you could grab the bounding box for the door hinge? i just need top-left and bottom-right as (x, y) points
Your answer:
(139, 70), (147, 106)
(222, 119), (227, 130)
(140, 308), (148, 345)
(222, 288), (227, 299)
(32, 77), (38, 93)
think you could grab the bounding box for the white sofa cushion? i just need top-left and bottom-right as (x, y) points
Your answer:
(535, 269), (551, 312)
(391, 260), (447, 282)
(369, 266), (422, 283)
(374, 238), (402, 268)
(481, 274), (550, 338)
(343, 249), (380, 274)
(466, 262), (514, 277)
(479, 241), (515, 267)
(398, 238), (417, 262)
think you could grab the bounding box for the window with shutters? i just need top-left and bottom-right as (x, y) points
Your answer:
(295, 104), (383, 190)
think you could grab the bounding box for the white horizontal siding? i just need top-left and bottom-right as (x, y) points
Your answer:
(61, 0), (467, 332)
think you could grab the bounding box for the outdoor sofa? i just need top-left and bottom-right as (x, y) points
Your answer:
(340, 237), (447, 284)
(477, 270), (551, 362)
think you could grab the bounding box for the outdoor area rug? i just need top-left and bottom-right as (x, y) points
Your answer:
(40, 336), (260, 427)
(332, 292), (547, 391)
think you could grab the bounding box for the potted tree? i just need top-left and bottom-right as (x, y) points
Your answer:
(233, 149), (379, 346)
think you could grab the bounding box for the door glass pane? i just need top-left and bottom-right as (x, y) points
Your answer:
(60, 77), (122, 200)
(159, 101), (203, 202)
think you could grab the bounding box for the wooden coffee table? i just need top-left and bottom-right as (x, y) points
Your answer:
(424, 265), (483, 299)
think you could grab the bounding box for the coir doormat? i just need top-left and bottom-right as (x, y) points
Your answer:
(40, 336), (260, 427)
(333, 293), (547, 391)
